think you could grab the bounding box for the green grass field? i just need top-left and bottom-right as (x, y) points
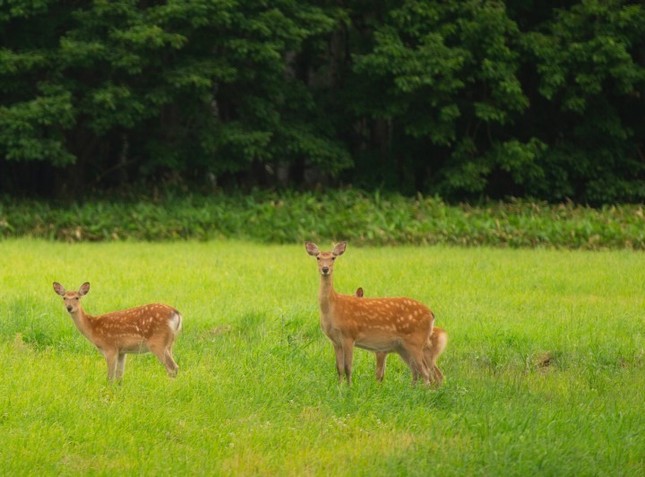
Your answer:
(1, 239), (643, 476)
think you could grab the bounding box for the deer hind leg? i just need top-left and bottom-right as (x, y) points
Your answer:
(375, 352), (387, 381)
(163, 348), (179, 377)
(421, 347), (435, 383)
(149, 341), (179, 377)
(395, 348), (418, 381)
(432, 365), (444, 385)
(423, 347), (443, 385)
(401, 345), (430, 385)
(116, 353), (127, 380)
(425, 329), (447, 386)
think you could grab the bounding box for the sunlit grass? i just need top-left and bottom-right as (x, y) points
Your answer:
(0, 239), (643, 475)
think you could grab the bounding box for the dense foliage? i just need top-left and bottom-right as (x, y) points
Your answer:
(1, 190), (643, 249)
(1, 1), (644, 203)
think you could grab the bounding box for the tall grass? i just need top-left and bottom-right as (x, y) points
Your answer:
(1, 190), (643, 248)
(0, 240), (643, 475)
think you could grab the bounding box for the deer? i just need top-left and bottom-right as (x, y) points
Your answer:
(355, 287), (447, 385)
(53, 282), (182, 381)
(305, 241), (435, 385)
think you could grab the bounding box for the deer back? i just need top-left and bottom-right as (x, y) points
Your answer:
(332, 294), (434, 337)
(88, 303), (181, 351)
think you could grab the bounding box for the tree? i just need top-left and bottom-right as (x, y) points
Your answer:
(521, 0), (645, 203)
(348, 0), (644, 202)
(0, 0), (349, 195)
(0, 0), (643, 203)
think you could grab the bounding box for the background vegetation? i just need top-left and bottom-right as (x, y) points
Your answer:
(1, 0), (644, 203)
(1, 241), (643, 475)
(2, 190), (643, 249)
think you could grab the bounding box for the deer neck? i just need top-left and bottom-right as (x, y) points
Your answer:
(318, 274), (337, 317)
(69, 305), (96, 341)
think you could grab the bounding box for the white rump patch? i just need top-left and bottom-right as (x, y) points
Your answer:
(168, 312), (183, 334)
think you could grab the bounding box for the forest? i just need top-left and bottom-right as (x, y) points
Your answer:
(1, 0), (644, 204)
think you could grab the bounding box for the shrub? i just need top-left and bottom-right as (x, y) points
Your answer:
(0, 190), (642, 249)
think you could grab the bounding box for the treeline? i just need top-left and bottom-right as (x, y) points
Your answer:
(1, 1), (644, 204)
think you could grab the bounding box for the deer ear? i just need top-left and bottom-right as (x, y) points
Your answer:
(333, 241), (347, 256)
(53, 282), (65, 296)
(305, 242), (320, 256)
(79, 282), (90, 296)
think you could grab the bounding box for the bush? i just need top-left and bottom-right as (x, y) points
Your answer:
(1, 190), (642, 249)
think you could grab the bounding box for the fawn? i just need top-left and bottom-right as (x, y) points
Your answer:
(53, 282), (182, 381)
(305, 242), (435, 385)
(356, 287), (447, 385)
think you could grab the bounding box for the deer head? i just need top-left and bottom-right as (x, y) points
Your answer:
(53, 282), (90, 314)
(305, 241), (346, 276)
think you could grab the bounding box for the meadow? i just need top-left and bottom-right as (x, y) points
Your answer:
(0, 239), (643, 476)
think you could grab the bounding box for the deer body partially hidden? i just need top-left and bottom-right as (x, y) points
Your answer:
(53, 282), (182, 381)
(306, 242), (434, 385)
(356, 287), (447, 385)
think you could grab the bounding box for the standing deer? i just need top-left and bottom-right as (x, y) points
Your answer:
(53, 282), (182, 381)
(305, 242), (435, 385)
(356, 287), (447, 385)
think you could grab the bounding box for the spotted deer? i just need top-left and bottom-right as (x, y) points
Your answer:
(356, 287), (447, 385)
(305, 242), (435, 385)
(53, 282), (182, 381)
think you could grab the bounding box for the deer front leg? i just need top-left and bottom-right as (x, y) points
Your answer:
(332, 342), (345, 383)
(375, 352), (387, 381)
(116, 353), (127, 379)
(341, 337), (354, 385)
(103, 349), (119, 381)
